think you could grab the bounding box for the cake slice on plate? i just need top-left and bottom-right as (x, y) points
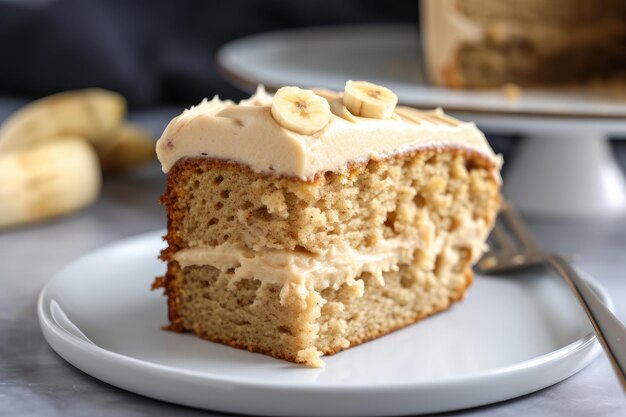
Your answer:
(154, 81), (502, 367)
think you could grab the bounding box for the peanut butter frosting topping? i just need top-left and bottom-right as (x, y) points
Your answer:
(156, 85), (500, 180)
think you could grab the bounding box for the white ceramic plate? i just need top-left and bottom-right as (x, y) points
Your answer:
(217, 24), (626, 119)
(38, 230), (611, 416)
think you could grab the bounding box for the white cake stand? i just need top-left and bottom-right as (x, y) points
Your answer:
(217, 24), (626, 218)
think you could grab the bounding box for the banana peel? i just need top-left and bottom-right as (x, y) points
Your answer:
(98, 123), (156, 171)
(0, 137), (101, 228)
(0, 88), (157, 228)
(0, 88), (126, 153)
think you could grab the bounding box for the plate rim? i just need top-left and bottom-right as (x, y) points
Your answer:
(37, 229), (611, 412)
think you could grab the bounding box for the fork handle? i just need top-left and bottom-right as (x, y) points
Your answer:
(547, 254), (626, 394)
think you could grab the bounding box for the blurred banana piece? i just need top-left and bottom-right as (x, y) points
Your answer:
(0, 138), (101, 228)
(0, 89), (126, 153)
(343, 80), (397, 119)
(98, 123), (155, 171)
(271, 86), (331, 134)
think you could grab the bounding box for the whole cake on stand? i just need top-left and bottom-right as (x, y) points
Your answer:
(422, 0), (626, 88)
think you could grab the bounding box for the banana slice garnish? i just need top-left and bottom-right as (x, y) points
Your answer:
(342, 80), (398, 119)
(271, 87), (331, 135)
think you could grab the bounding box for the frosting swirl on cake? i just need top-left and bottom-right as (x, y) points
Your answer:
(156, 85), (500, 180)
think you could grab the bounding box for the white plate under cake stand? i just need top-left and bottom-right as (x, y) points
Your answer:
(217, 24), (626, 218)
(38, 230), (612, 416)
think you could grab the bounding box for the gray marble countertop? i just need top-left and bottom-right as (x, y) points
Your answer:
(1, 108), (625, 417)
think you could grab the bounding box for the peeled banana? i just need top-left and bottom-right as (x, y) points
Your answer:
(343, 80), (398, 119)
(0, 138), (101, 228)
(0, 89), (126, 153)
(271, 86), (331, 134)
(98, 123), (155, 171)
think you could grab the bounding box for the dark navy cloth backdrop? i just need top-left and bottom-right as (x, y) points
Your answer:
(0, 0), (418, 107)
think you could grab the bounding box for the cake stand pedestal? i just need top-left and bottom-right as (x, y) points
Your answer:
(462, 114), (626, 218)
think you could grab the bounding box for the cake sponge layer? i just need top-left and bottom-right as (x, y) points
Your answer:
(163, 258), (472, 366)
(455, 34), (626, 88)
(161, 148), (500, 256)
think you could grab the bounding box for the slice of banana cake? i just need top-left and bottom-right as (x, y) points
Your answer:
(154, 81), (502, 367)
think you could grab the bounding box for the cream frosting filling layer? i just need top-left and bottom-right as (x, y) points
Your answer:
(156, 87), (500, 180)
(172, 214), (490, 306)
(174, 237), (418, 305)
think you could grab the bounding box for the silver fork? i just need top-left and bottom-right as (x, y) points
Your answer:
(476, 202), (626, 393)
